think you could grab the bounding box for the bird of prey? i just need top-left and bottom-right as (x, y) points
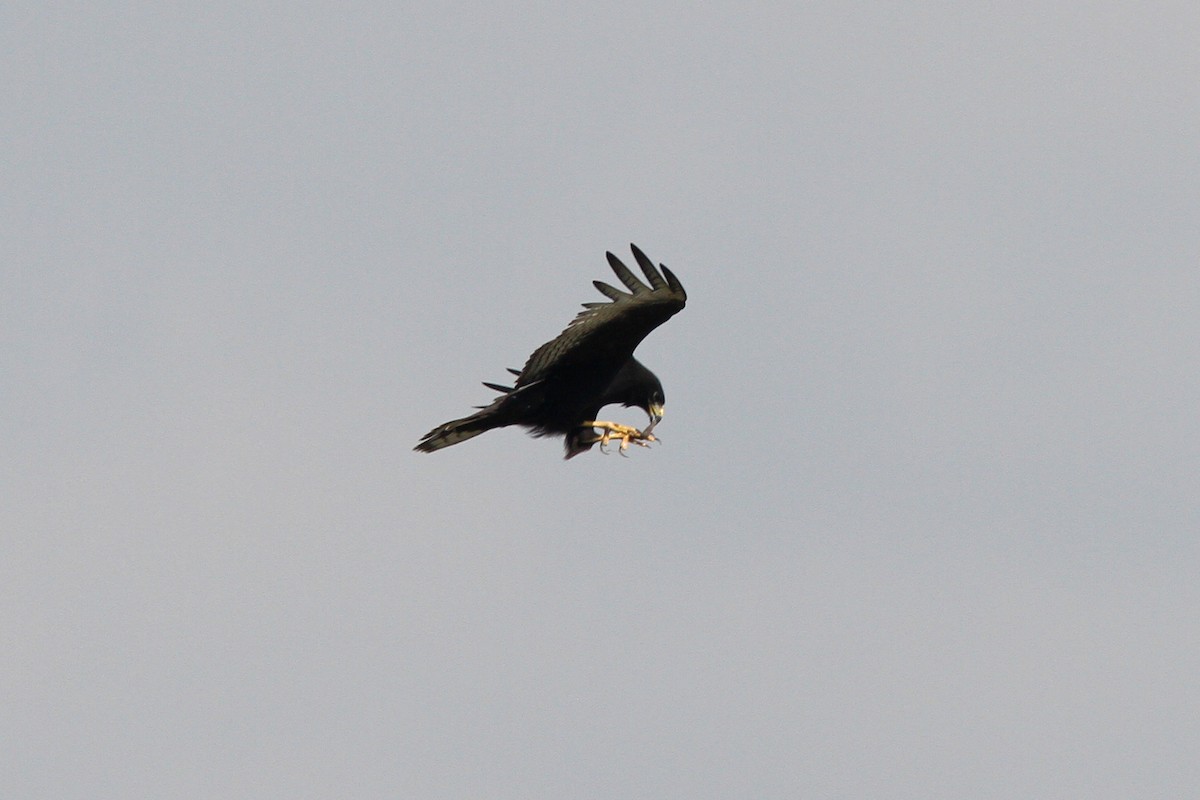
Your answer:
(414, 244), (687, 458)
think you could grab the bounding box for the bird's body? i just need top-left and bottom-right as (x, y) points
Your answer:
(415, 245), (686, 458)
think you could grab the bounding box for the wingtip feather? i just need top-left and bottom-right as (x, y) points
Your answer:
(606, 251), (650, 294)
(630, 243), (669, 291)
(661, 264), (686, 300)
(593, 280), (628, 301)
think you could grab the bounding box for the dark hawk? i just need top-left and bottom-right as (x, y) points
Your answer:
(414, 244), (687, 458)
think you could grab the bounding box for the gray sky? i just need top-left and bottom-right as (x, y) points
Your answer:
(4, 2), (1199, 797)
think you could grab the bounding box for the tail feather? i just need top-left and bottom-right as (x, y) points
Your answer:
(563, 427), (596, 459)
(414, 412), (503, 453)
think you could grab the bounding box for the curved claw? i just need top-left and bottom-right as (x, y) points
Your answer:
(582, 420), (657, 455)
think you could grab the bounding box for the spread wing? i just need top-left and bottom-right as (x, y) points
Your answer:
(513, 244), (687, 385)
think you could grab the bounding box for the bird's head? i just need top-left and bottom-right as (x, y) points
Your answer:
(602, 358), (667, 434)
(643, 386), (665, 435)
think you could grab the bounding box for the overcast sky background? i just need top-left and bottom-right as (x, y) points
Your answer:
(4, 3), (1199, 797)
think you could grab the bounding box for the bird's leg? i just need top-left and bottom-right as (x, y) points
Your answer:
(581, 420), (657, 453)
(582, 422), (619, 453)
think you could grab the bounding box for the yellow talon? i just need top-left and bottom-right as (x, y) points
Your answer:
(581, 420), (657, 454)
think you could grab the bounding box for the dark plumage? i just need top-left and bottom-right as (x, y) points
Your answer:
(414, 244), (687, 458)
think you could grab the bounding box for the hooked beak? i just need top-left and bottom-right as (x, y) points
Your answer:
(645, 402), (665, 435)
